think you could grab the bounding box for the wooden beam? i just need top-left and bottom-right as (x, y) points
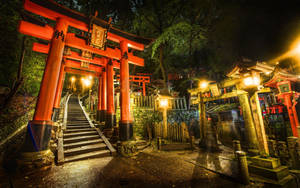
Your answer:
(64, 59), (102, 73)
(33, 42), (121, 69)
(24, 0), (146, 51)
(19, 20), (53, 41)
(64, 67), (99, 77)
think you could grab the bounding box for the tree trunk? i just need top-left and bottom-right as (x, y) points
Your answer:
(1, 36), (26, 109)
(159, 45), (167, 89)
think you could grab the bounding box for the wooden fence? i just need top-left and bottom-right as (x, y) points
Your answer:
(152, 122), (190, 143)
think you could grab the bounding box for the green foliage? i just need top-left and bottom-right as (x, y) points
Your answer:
(0, 1), (46, 96)
(151, 22), (206, 59)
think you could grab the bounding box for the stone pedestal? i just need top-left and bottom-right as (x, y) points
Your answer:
(248, 156), (295, 187)
(18, 149), (54, 170)
(117, 140), (138, 157)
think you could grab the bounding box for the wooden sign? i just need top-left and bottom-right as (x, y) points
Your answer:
(210, 84), (220, 97)
(81, 50), (92, 59)
(81, 61), (89, 68)
(90, 24), (107, 50)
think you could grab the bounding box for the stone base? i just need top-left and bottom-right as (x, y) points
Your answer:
(22, 120), (53, 152)
(17, 149), (54, 170)
(119, 121), (133, 141)
(251, 156), (281, 169)
(103, 128), (114, 138)
(96, 110), (106, 122)
(248, 156), (294, 187)
(117, 140), (138, 157)
(105, 113), (116, 129)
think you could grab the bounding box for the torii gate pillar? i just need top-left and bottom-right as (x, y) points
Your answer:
(100, 67), (107, 122)
(119, 41), (133, 141)
(96, 76), (102, 122)
(21, 18), (68, 165)
(105, 60), (116, 129)
(52, 62), (66, 122)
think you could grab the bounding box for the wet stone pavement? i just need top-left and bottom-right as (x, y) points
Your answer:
(0, 149), (260, 188)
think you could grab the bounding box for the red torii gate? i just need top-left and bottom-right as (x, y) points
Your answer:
(19, 0), (151, 160)
(116, 75), (150, 96)
(265, 72), (300, 137)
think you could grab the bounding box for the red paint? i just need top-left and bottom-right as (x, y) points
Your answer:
(97, 76), (102, 111)
(53, 63), (65, 108)
(101, 64), (107, 111)
(120, 41), (132, 123)
(106, 60), (115, 114)
(33, 18), (69, 121)
(24, 0), (145, 51)
(19, 21), (53, 41)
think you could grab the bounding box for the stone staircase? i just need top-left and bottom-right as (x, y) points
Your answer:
(58, 96), (115, 164)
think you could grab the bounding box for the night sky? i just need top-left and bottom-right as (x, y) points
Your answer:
(227, 0), (300, 62)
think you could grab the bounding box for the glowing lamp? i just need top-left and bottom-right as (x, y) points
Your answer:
(243, 76), (260, 87)
(70, 76), (76, 82)
(83, 79), (91, 87)
(159, 98), (168, 108)
(199, 81), (208, 89)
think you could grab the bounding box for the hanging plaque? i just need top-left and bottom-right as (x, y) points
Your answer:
(81, 61), (89, 68)
(210, 84), (220, 97)
(90, 24), (107, 50)
(81, 50), (92, 59)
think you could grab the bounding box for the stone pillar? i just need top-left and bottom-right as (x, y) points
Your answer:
(21, 18), (68, 166)
(105, 59), (115, 129)
(52, 62), (65, 122)
(249, 92), (269, 156)
(238, 93), (259, 155)
(199, 92), (206, 146)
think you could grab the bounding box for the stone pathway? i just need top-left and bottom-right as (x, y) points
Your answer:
(0, 149), (262, 188)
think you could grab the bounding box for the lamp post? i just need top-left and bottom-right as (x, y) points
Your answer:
(241, 72), (269, 156)
(198, 80), (208, 147)
(159, 97), (169, 139)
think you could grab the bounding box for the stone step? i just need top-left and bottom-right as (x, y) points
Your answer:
(66, 125), (91, 129)
(64, 135), (100, 144)
(64, 143), (107, 157)
(64, 150), (111, 163)
(67, 119), (87, 122)
(248, 164), (289, 181)
(64, 139), (104, 149)
(64, 131), (98, 138)
(67, 122), (90, 125)
(64, 128), (95, 133)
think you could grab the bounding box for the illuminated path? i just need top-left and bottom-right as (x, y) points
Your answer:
(0, 150), (242, 187)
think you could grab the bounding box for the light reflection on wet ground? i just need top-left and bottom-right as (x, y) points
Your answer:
(0, 149), (255, 188)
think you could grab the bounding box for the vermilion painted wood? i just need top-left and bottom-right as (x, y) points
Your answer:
(24, 0), (145, 51)
(19, 21), (53, 41)
(101, 61), (107, 111)
(33, 18), (68, 121)
(64, 67), (100, 77)
(53, 63), (66, 108)
(97, 76), (102, 111)
(278, 93), (299, 137)
(20, 22), (144, 66)
(116, 75), (150, 83)
(120, 41), (132, 122)
(106, 61), (115, 114)
(33, 42), (121, 69)
(64, 59), (102, 73)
